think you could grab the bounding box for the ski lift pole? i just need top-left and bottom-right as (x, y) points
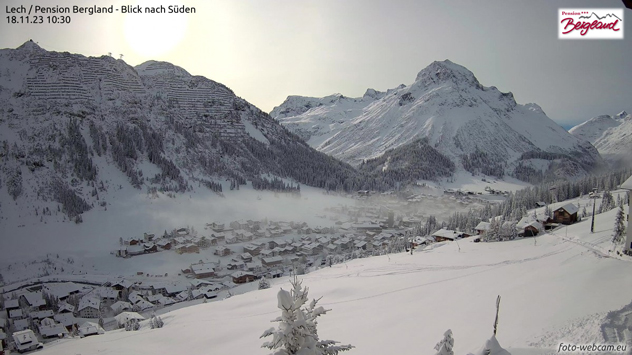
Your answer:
(493, 295), (501, 336)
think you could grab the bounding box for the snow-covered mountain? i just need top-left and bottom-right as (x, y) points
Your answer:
(271, 60), (603, 182)
(569, 111), (632, 165)
(0, 41), (365, 222)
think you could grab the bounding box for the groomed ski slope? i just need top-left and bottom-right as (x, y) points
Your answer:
(37, 205), (632, 355)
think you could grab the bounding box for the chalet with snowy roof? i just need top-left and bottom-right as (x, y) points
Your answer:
(143, 233), (155, 242)
(127, 291), (145, 304)
(57, 302), (75, 314)
(239, 253), (253, 262)
(475, 222), (491, 235)
(161, 283), (188, 297)
(190, 262), (216, 278)
(208, 222), (225, 232)
(30, 310), (54, 321)
(412, 236), (433, 247)
(156, 239), (172, 250)
(231, 271), (255, 284)
(133, 299), (154, 311)
(176, 227), (190, 236)
(78, 321), (103, 337)
(9, 309), (23, 319)
(77, 297), (100, 318)
(12, 318), (29, 331)
(126, 245), (145, 256)
(42, 282), (85, 301)
(355, 241), (369, 250)
(516, 217), (543, 237)
(262, 256), (284, 268)
(114, 312), (145, 327)
(110, 301), (132, 314)
(176, 243), (200, 254)
(4, 299), (20, 318)
(95, 287), (119, 301)
(243, 244), (260, 256)
(431, 229), (460, 242)
(215, 246), (232, 256)
(210, 232), (226, 241)
(196, 236), (216, 248)
(553, 203), (579, 225)
(53, 313), (77, 330)
(226, 261), (246, 270)
(19, 292), (46, 310)
(111, 279), (134, 291)
(38, 318), (68, 338)
(125, 237), (141, 246)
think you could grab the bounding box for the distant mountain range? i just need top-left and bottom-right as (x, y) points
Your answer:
(570, 111), (632, 166)
(271, 60), (604, 183)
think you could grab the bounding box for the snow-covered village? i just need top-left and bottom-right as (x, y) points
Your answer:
(1, 1), (632, 355)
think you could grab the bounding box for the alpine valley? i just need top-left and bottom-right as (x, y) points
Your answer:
(271, 60), (605, 184)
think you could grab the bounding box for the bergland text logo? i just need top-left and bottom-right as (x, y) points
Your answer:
(558, 9), (624, 39)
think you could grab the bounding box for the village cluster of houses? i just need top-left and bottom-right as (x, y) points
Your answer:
(1, 282), (108, 347)
(0, 274), (248, 347)
(420, 203), (581, 245)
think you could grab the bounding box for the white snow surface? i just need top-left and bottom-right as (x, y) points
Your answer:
(34, 202), (632, 355)
(271, 60), (601, 171)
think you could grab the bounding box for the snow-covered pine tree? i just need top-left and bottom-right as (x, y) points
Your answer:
(259, 276), (271, 290)
(613, 206), (626, 244)
(157, 316), (164, 328)
(434, 329), (455, 355)
(150, 315), (156, 329)
(260, 276), (354, 355)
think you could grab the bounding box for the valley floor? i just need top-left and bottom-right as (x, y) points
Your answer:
(33, 206), (632, 355)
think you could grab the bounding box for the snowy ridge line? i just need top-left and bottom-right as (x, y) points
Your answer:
(272, 60), (604, 181)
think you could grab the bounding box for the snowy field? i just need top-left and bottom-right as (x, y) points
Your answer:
(34, 203), (632, 355)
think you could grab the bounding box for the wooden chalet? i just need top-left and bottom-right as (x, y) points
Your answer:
(231, 271), (255, 284)
(553, 203), (579, 225)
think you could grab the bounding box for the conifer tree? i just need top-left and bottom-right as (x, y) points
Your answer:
(613, 206), (626, 245)
(260, 276), (353, 355)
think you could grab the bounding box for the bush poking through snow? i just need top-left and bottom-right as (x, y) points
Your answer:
(260, 276), (354, 354)
(434, 329), (455, 355)
(259, 276), (271, 290)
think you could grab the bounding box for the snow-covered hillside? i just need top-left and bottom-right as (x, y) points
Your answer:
(271, 60), (603, 181)
(569, 111), (632, 165)
(35, 204), (632, 355)
(0, 41), (368, 223)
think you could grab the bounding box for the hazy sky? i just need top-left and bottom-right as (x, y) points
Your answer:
(1, 0), (630, 127)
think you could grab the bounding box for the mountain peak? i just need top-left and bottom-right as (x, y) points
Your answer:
(414, 60), (481, 89)
(135, 60), (191, 77)
(17, 39), (44, 52)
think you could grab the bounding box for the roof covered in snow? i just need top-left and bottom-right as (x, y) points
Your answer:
(556, 203), (579, 215)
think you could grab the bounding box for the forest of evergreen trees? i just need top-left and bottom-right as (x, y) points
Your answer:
(359, 138), (456, 186)
(428, 169), (632, 236)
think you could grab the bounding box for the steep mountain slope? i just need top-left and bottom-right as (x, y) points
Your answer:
(0, 41), (368, 222)
(569, 111), (632, 165)
(271, 60), (603, 182)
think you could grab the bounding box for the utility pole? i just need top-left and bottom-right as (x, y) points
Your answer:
(591, 188), (598, 233)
